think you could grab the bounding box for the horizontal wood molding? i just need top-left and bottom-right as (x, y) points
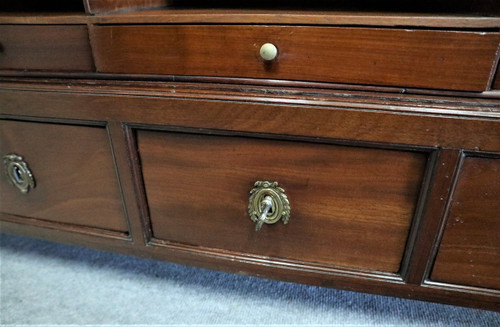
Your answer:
(93, 10), (500, 28)
(1, 87), (499, 151)
(1, 10), (499, 28)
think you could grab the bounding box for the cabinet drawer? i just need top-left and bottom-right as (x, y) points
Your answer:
(0, 120), (127, 233)
(432, 156), (500, 290)
(91, 25), (500, 91)
(0, 25), (94, 72)
(138, 131), (427, 273)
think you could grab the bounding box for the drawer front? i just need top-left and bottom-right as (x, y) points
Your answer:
(431, 156), (500, 290)
(91, 25), (500, 91)
(0, 25), (94, 72)
(0, 120), (127, 232)
(138, 131), (427, 273)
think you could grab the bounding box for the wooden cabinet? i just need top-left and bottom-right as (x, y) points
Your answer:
(0, 0), (499, 311)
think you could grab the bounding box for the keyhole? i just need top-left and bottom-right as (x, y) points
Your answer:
(12, 165), (24, 184)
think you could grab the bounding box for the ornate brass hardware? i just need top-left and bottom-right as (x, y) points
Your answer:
(3, 153), (36, 194)
(248, 181), (290, 231)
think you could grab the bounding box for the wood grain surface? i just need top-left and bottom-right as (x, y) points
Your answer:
(431, 156), (500, 290)
(90, 9), (500, 28)
(0, 25), (94, 72)
(1, 87), (499, 152)
(0, 120), (127, 232)
(91, 25), (500, 91)
(138, 131), (427, 273)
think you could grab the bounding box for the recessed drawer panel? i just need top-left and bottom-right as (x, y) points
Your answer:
(92, 25), (500, 91)
(431, 156), (500, 290)
(0, 25), (94, 72)
(138, 131), (427, 273)
(0, 120), (127, 233)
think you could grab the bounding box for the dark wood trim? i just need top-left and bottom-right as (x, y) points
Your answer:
(2, 11), (499, 28)
(2, 74), (500, 100)
(91, 9), (500, 29)
(423, 151), (467, 284)
(1, 88), (499, 151)
(0, 114), (107, 127)
(106, 122), (146, 244)
(128, 123), (435, 152)
(148, 238), (404, 282)
(400, 149), (440, 283)
(124, 125), (154, 242)
(0, 213), (129, 240)
(487, 41), (500, 91)
(404, 149), (463, 285)
(424, 280), (500, 296)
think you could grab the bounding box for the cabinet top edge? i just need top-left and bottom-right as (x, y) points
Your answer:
(0, 10), (499, 28)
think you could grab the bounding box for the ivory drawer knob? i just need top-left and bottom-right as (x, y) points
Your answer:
(260, 43), (278, 61)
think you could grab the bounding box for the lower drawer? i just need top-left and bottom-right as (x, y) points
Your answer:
(138, 130), (427, 274)
(0, 120), (127, 233)
(431, 155), (500, 290)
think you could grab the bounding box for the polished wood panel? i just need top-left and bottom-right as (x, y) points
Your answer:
(91, 25), (500, 91)
(0, 120), (127, 232)
(431, 156), (500, 290)
(84, 0), (171, 14)
(92, 9), (500, 28)
(1, 87), (499, 152)
(138, 131), (427, 273)
(0, 25), (94, 72)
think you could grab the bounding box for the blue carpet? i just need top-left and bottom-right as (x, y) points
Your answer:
(0, 233), (498, 326)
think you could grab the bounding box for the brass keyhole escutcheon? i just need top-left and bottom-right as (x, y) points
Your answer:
(248, 181), (290, 231)
(3, 153), (36, 194)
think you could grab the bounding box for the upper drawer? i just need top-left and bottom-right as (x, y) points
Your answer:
(0, 25), (94, 72)
(138, 131), (427, 274)
(91, 25), (500, 91)
(0, 120), (127, 233)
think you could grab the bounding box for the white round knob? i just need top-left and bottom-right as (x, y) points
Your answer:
(260, 43), (278, 61)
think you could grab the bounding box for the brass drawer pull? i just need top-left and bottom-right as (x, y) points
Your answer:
(249, 181), (290, 231)
(3, 153), (35, 194)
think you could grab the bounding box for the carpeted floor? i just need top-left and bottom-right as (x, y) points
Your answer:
(0, 233), (498, 326)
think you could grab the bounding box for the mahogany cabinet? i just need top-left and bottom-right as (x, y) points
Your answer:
(0, 0), (499, 311)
